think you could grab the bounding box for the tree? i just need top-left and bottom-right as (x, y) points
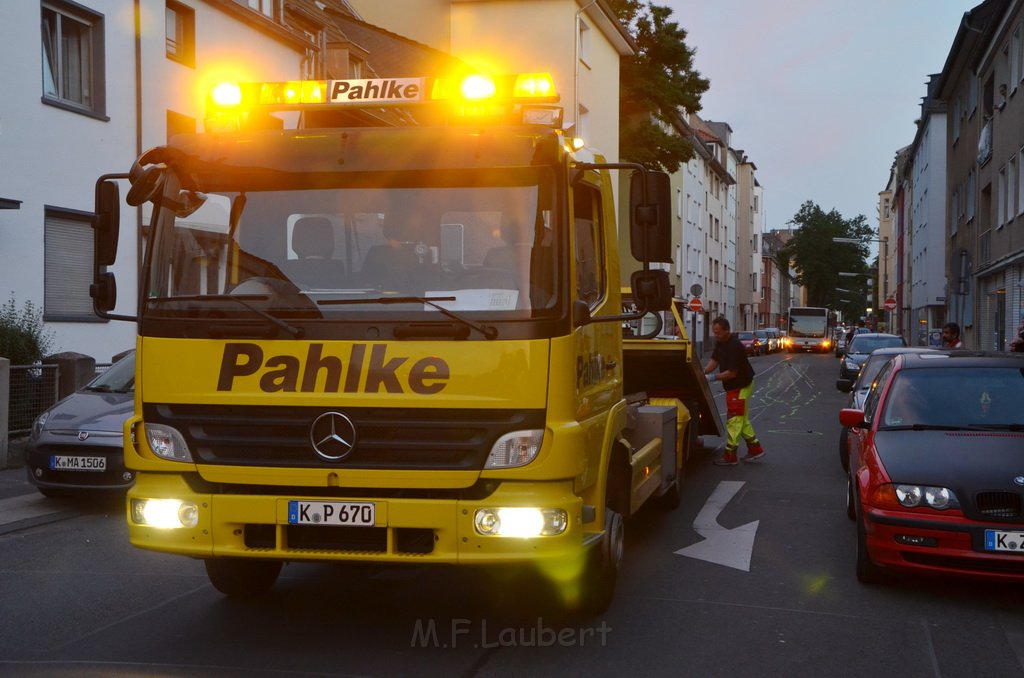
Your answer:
(785, 201), (874, 311)
(610, 1), (710, 172)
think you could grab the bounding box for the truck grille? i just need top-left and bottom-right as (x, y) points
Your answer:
(143, 403), (543, 471)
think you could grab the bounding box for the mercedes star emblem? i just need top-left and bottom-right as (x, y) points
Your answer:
(77, 431), (90, 441)
(309, 411), (357, 461)
(1014, 476), (1024, 487)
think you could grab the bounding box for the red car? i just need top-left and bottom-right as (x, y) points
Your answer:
(736, 331), (762, 356)
(840, 350), (1024, 584)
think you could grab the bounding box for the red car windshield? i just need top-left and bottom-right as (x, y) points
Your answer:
(880, 367), (1024, 429)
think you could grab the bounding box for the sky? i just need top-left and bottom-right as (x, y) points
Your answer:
(665, 0), (974, 232)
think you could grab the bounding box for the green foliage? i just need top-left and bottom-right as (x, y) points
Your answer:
(0, 295), (55, 365)
(610, 1), (710, 172)
(785, 201), (875, 314)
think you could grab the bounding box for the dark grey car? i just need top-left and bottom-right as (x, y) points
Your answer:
(838, 333), (907, 382)
(24, 351), (135, 497)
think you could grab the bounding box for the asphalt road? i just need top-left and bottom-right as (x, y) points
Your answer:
(1, 351), (1022, 677)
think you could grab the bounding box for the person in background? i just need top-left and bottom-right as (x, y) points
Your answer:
(846, 319), (865, 345)
(1010, 322), (1024, 352)
(704, 316), (765, 466)
(941, 322), (963, 349)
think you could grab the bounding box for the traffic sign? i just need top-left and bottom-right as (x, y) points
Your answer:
(687, 297), (703, 313)
(884, 297), (897, 312)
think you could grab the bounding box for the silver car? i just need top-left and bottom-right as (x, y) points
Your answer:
(24, 351), (135, 497)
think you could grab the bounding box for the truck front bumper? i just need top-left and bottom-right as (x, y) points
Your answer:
(127, 473), (587, 565)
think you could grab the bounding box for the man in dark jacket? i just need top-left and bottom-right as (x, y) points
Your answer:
(703, 316), (765, 465)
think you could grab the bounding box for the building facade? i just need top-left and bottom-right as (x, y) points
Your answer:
(935, 0), (1024, 350)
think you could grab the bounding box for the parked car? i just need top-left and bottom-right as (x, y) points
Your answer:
(754, 329), (771, 355)
(838, 332), (906, 382)
(833, 328), (848, 357)
(737, 331), (762, 356)
(835, 346), (940, 472)
(24, 351), (135, 497)
(840, 351), (1024, 585)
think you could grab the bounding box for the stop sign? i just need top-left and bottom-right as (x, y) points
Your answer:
(687, 297), (703, 313)
(884, 297), (897, 312)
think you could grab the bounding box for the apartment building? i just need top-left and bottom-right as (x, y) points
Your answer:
(894, 74), (947, 343)
(935, 0), (1024, 350)
(0, 0), (633, 361)
(735, 152), (764, 330)
(0, 0), (316, 361)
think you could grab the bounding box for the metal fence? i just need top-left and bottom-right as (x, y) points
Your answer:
(7, 364), (60, 435)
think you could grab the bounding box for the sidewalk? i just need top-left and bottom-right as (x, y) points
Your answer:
(2, 435), (26, 471)
(0, 440), (31, 501)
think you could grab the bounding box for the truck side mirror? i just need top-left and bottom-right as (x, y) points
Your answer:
(94, 180), (121, 267)
(630, 269), (671, 312)
(629, 170), (672, 263)
(90, 271), (117, 314)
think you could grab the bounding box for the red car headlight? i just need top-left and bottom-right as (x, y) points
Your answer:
(871, 483), (961, 511)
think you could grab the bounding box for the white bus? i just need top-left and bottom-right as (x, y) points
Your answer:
(787, 306), (832, 352)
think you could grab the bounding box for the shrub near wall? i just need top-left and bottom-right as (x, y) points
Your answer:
(0, 295), (54, 365)
(2, 295), (58, 433)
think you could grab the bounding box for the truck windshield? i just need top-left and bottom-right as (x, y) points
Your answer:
(144, 173), (559, 322)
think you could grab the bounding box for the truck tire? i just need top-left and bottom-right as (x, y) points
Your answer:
(205, 558), (282, 598)
(576, 504), (624, 615)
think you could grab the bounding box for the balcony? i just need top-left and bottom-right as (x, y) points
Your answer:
(979, 229), (991, 266)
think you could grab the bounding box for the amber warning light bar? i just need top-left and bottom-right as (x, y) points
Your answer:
(206, 72), (561, 129)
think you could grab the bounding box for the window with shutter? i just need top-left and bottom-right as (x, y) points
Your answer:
(44, 210), (99, 321)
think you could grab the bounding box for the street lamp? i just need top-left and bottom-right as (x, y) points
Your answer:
(832, 237), (888, 300)
(833, 236), (890, 329)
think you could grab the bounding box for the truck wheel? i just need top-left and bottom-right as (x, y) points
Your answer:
(576, 504), (624, 615)
(205, 558), (282, 598)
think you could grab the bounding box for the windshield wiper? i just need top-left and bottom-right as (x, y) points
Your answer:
(148, 295), (303, 338)
(319, 296), (498, 340)
(966, 423), (1024, 431)
(881, 424), (972, 431)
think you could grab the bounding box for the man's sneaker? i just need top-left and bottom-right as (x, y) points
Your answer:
(741, 448), (766, 463)
(714, 452), (739, 466)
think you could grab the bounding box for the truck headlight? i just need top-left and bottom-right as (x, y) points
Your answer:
(474, 507), (568, 537)
(485, 430), (544, 469)
(144, 423), (193, 462)
(130, 498), (199, 528)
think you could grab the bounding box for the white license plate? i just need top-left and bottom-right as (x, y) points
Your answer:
(984, 529), (1024, 552)
(288, 500), (375, 526)
(50, 455), (106, 472)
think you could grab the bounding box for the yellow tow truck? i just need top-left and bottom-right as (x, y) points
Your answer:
(90, 70), (720, 612)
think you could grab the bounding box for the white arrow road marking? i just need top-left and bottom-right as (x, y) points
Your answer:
(675, 480), (759, 571)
